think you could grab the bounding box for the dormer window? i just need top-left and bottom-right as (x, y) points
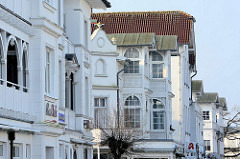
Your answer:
(124, 48), (140, 73)
(150, 52), (164, 78)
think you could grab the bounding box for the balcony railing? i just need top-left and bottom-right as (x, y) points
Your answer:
(7, 81), (20, 90)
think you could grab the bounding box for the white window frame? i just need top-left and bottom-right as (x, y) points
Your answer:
(124, 48), (140, 74)
(203, 111), (210, 120)
(94, 97), (107, 128)
(151, 99), (165, 130)
(124, 95), (141, 128)
(150, 52), (164, 78)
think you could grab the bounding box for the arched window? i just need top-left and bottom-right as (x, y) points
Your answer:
(124, 95), (141, 128)
(22, 50), (27, 91)
(124, 48), (139, 73)
(7, 39), (19, 87)
(151, 52), (164, 78)
(96, 59), (105, 75)
(152, 99), (165, 130)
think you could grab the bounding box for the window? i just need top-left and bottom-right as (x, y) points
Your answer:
(124, 95), (141, 128)
(73, 150), (77, 159)
(94, 97), (107, 128)
(203, 111), (210, 120)
(45, 48), (51, 94)
(7, 39), (19, 88)
(151, 52), (164, 78)
(124, 48), (140, 73)
(26, 144), (30, 159)
(0, 144), (3, 156)
(13, 145), (20, 157)
(65, 73), (75, 110)
(152, 99), (165, 130)
(84, 149), (88, 159)
(204, 140), (211, 151)
(46, 147), (54, 159)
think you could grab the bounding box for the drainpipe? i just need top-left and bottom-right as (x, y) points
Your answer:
(190, 70), (197, 102)
(116, 61), (130, 128)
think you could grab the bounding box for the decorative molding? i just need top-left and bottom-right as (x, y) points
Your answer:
(0, 108), (35, 123)
(42, 1), (57, 13)
(92, 85), (117, 90)
(91, 51), (119, 56)
(75, 114), (93, 120)
(30, 17), (63, 38)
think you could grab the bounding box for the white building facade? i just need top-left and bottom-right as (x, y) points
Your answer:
(196, 90), (225, 159)
(90, 25), (202, 158)
(0, 0), (110, 158)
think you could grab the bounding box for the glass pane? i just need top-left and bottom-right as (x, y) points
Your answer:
(153, 111), (160, 117)
(153, 117), (160, 123)
(153, 99), (164, 109)
(100, 98), (105, 107)
(135, 122), (140, 128)
(152, 64), (163, 78)
(152, 52), (163, 61)
(153, 124), (160, 129)
(94, 98), (99, 107)
(124, 48), (139, 58)
(13, 146), (19, 157)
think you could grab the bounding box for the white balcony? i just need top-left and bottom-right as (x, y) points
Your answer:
(122, 76), (142, 88)
(0, 81), (31, 122)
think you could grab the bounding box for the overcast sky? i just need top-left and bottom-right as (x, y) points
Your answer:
(94, 0), (240, 111)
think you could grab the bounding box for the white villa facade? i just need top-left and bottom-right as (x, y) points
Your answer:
(0, 0), (110, 158)
(90, 22), (207, 159)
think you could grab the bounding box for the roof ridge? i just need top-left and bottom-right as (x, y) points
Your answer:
(93, 10), (194, 17)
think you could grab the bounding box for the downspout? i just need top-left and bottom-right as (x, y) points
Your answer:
(116, 64), (129, 128)
(190, 70), (197, 102)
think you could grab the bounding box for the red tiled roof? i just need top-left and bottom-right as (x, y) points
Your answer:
(91, 11), (195, 44)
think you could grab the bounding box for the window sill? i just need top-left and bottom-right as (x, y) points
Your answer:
(150, 129), (165, 132)
(95, 74), (108, 77)
(42, 1), (56, 13)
